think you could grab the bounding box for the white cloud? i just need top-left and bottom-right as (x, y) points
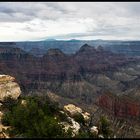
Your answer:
(0, 2), (140, 41)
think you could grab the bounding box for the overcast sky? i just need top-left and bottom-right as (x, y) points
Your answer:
(0, 2), (140, 41)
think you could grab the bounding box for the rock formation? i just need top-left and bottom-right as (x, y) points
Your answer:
(0, 75), (21, 101)
(64, 104), (83, 116)
(64, 104), (91, 124)
(0, 74), (21, 138)
(60, 104), (94, 137)
(97, 92), (140, 120)
(90, 126), (98, 136)
(60, 116), (81, 137)
(21, 99), (27, 106)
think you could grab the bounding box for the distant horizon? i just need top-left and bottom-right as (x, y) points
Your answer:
(1, 38), (140, 42)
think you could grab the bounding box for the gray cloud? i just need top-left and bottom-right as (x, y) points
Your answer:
(0, 6), (15, 14)
(0, 2), (140, 41)
(0, 2), (72, 22)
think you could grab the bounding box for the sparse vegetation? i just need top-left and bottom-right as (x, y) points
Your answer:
(1, 96), (18, 111)
(1, 95), (114, 138)
(1, 95), (72, 138)
(73, 113), (85, 125)
(98, 116), (112, 138)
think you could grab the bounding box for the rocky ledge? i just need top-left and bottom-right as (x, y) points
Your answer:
(0, 75), (21, 101)
(0, 75), (21, 138)
(61, 104), (99, 137)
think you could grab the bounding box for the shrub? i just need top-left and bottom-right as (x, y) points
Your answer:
(2, 96), (18, 111)
(1, 96), (72, 138)
(73, 113), (85, 125)
(98, 116), (112, 138)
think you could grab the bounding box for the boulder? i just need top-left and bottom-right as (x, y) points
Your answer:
(0, 75), (21, 101)
(82, 112), (90, 122)
(60, 116), (80, 137)
(0, 132), (9, 138)
(90, 126), (98, 135)
(64, 104), (82, 117)
(98, 134), (104, 138)
(64, 104), (91, 123)
(21, 100), (27, 106)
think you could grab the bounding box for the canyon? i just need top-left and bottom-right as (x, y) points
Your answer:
(0, 42), (140, 137)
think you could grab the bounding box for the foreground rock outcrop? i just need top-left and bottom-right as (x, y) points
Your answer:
(59, 116), (81, 137)
(0, 75), (21, 101)
(0, 75), (21, 138)
(61, 104), (93, 137)
(64, 104), (90, 123)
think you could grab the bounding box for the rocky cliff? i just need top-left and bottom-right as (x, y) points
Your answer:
(97, 92), (140, 121)
(0, 75), (21, 101)
(0, 74), (21, 138)
(0, 44), (138, 94)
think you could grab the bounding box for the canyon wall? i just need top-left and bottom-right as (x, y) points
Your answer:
(97, 92), (140, 121)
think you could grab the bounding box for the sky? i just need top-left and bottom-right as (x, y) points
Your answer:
(0, 2), (140, 41)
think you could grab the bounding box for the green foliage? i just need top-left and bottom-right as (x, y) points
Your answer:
(76, 130), (90, 138)
(1, 95), (72, 138)
(73, 113), (85, 125)
(3, 95), (114, 138)
(58, 111), (68, 122)
(2, 96), (18, 111)
(76, 126), (99, 138)
(99, 116), (112, 138)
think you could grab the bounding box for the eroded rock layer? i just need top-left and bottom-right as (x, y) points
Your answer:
(0, 75), (21, 101)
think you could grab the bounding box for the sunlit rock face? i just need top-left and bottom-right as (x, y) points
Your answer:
(82, 112), (90, 122)
(64, 104), (82, 116)
(21, 99), (27, 106)
(0, 75), (21, 101)
(62, 104), (92, 136)
(0, 75), (21, 138)
(90, 126), (98, 136)
(60, 117), (81, 137)
(64, 104), (90, 122)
